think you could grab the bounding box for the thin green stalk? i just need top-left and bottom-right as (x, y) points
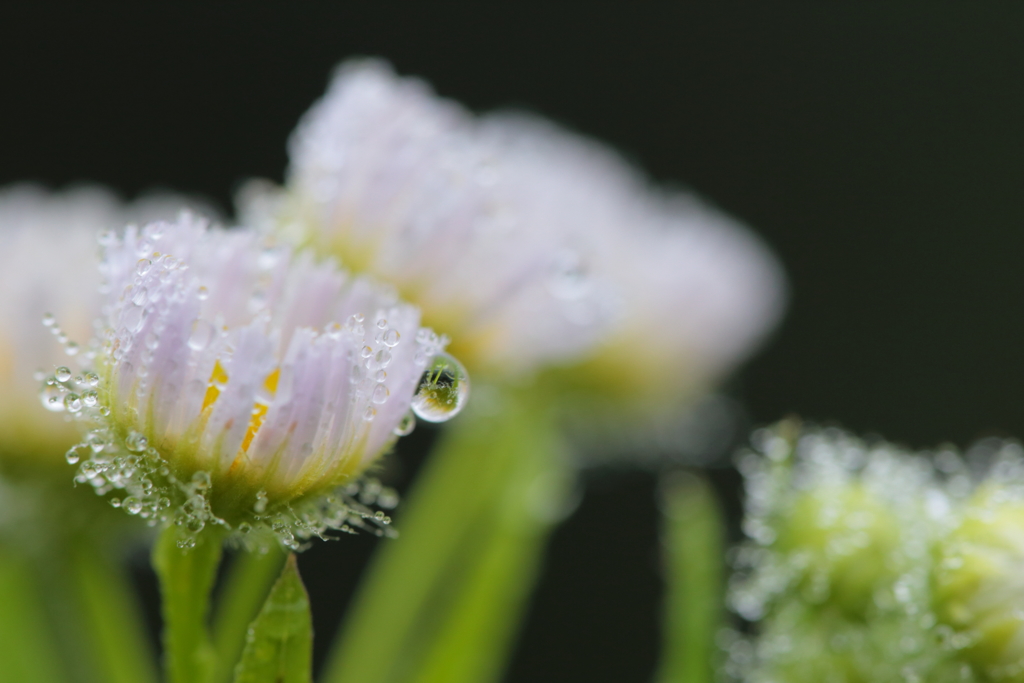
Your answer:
(153, 525), (226, 683)
(656, 472), (726, 683)
(212, 547), (287, 683)
(322, 392), (568, 683)
(0, 549), (66, 683)
(412, 437), (568, 683)
(69, 542), (160, 683)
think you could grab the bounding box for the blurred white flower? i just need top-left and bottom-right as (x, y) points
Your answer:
(243, 60), (784, 423)
(62, 215), (464, 547)
(0, 184), (210, 471)
(241, 60), (615, 379)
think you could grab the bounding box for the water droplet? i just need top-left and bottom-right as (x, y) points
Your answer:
(363, 406), (377, 422)
(40, 386), (65, 412)
(81, 390), (99, 407)
(55, 366), (72, 382)
(125, 431), (148, 453)
(372, 384), (389, 405)
(123, 496), (143, 515)
(64, 393), (83, 413)
(253, 490), (268, 514)
(411, 353), (470, 423)
(177, 538), (196, 550)
(374, 370), (387, 383)
(393, 412), (416, 436)
(123, 303), (145, 331)
(42, 312), (56, 327)
(136, 259), (152, 276)
(192, 471), (211, 491)
(376, 318), (388, 330)
(188, 319), (215, 351)
(65, 445), (86, 464)
(64, 341), (80, 356)
(197, 285), (210, 300)
(384, 330), (400, 347)
(131, 286), (148, 306)
(360, 345), (373, 359)
(367, 349), (391, 371)
(84, 371), (99, 387)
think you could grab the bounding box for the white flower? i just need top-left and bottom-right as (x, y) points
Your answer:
(245, 60), (783, 419)
(0, 184), (209, 470)
(67, 215), (464, 546)
(242, 59), (614, 378)
(472, 114), (786, 409)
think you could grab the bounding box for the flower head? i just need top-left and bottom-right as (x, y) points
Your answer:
(64, 215), (463, 548)
(244, 60), (783, 449)
(241, 59), (616, 379)
(0, 184), (208, 472)
(731, 423), (1024, 683)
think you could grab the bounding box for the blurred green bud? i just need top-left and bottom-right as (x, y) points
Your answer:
(732, 422), (938, 623)
(774, 482), (902, 618)
(933, 486), (1024, 681)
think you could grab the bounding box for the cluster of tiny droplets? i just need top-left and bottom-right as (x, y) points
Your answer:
(723, 425), (1024, 683)
(46, 359), (408, 552)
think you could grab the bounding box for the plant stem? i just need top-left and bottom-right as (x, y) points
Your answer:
(656, 472), (726, 683)
(152, 525), (225, 683)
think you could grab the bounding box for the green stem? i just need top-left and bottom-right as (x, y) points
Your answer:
(153, 525), (226, 683)
(211, 546), (287, 683)
(321, 392), (569, 683)
(69, 542), (160, 683)
(656, 472), (726, 683)
(0, 548), (66, 683)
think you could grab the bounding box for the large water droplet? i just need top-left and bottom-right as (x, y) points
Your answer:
(411, 353), (469, 423)
(55, 366), (72, 382)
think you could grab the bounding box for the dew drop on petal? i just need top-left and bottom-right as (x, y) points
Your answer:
(393, 412), (416, 437)
(42, 312), (56, 327)
(197, 285), (210, 300)
(55, 366), (72, 382)
(188, 319), (215, 351)
(411, 353), (469, 423)
(372, 384), (389, 405)
(383, 329), (400, 347)
(131, 286), (148, 306)
(136, 259), (153, 276)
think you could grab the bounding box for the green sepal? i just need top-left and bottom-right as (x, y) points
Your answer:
(232, 554), (313, 683)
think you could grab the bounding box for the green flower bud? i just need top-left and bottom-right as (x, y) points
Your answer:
(934, 485), (1024, 681)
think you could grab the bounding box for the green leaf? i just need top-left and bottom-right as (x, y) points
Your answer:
(322, 391), (570, 683)
(153, 525), (226, 683)
(656, 473), (726, 683)
(212, 547), (288, 683)
(232, 554), (313, 683)
(0, 549), (66, 683)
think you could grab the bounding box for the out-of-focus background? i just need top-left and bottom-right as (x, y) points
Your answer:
(4, 6), (1024, 682)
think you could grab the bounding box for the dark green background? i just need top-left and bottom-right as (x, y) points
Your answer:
(5, 6), (1024, 681)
